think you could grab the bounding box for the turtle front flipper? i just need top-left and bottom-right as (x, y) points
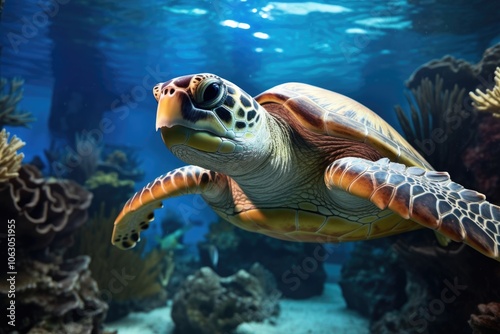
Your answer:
(112, 166), (226, 250)
(325, 157), (500, 261)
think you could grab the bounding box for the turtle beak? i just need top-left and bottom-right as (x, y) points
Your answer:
(155, 91), (187, 130)
(154, 86), (230, 138)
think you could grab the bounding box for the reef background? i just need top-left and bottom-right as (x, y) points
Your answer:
(2, 1), (500, 333)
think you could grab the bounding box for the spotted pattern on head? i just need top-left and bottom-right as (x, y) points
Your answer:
(190, 74), (263, 135)
(155, 73), (267, 141)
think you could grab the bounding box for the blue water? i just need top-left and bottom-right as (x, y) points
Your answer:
(2, 0), (500, 245)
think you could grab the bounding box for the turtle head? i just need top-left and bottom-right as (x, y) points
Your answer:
(154, 73), (271, 172)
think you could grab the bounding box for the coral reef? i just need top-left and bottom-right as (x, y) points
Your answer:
(166, 256), (199, 301)
(98, 147), (144, 182)
(376, 235), (500, 333)
(395, 43), (500, 186)
(44, 140), (144, 187)
(341, 43), (500, 334)
(171, 264), (280, 334)
(469, 303), (500, 333)
(44, 131), (102, 184)
(463, 114), (500, 204)
(341, 231), (500, 333)
(0, 165), (107, 333)
(0, 254), (108, 334)
(44, 137), (142, 218)
(339, 238), (406, 320)
(85, 171), (135, 213)
(0, 77), (35, 128)
(394, 74), (471, 171)
(0, 164), (92, 250)
(405, 44), (500, 93)
(67, 205), (174, 321)
(470, 67), (500, 117)
(199, 219), (327, 299)
(0, 128), (25, 182)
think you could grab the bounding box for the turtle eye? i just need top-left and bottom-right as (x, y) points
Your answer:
(193, 77), (227, 109)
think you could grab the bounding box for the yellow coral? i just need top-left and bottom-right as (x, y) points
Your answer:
(105, 150), (128, 166)
(85, 171), (134, 189)
(0, 77), (36, 127)
(0, 129), (25, 182)
(469, 67), (500, 117)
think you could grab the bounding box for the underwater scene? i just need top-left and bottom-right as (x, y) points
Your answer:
(1, 0), (500, 333)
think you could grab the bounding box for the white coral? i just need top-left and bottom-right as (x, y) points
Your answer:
(469, 67), (500, 117)
(0, 129), (25, 182)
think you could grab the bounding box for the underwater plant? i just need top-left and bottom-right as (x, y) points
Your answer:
(394, 74), (472, 171)
(0, 77), (35, 128)
(74, 131), (102, 180)
(0, 128), (25, 182)
(44, 131), (102, 183)
(68, 205), (174, 320)
(45, 139), (144, 190)
(469, 67), (500, 117)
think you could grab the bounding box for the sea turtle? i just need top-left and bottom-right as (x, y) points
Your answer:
(111, 73), (500, 261)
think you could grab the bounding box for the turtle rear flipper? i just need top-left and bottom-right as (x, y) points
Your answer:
(325, 157), (500, 261)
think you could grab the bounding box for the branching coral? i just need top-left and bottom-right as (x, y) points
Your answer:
(85, 171), (135, 214)
(469, 67), (500, 117)
(394, 74), (473, 171)
(68, 205), (174, 320)
(98, 146), (145, 182)
(44, 141), (144, 189)
(0, 128), (25, 182)
(0, 77), (35, 128)
(44, 131), (102, 183)
(75, 131), (102, 180)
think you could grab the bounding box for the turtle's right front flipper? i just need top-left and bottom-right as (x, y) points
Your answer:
(112, 166), (227, 250)
(326, 157), (500, 261)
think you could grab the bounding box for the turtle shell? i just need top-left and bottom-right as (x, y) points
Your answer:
(256, 83), (433, 170)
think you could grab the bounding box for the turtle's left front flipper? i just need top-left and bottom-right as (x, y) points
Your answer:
(325, 157), (500, 261)
(112, 166), (227, 250)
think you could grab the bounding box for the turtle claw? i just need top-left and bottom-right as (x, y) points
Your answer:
(112, 202), (159, 250)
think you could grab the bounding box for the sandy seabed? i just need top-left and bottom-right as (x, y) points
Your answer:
(105, 283), (369, 334)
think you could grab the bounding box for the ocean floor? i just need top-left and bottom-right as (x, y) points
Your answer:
(105, 282), (369, 334)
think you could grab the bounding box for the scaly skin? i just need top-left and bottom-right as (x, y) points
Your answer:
(112, 166), (227, 248)
(327, 157), (500, 260)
